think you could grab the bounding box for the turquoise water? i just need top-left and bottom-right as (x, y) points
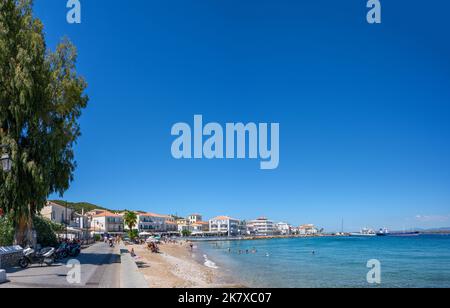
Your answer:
(199, 235), (450, 288)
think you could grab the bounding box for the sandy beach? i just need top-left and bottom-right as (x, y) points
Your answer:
(126, 241), (243, 288)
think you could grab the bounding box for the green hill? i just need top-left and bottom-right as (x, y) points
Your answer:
(50, 200), (110, 214)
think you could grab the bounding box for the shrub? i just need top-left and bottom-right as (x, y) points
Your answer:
(0, 215), (14, 246)
(33, 216), (58, 247)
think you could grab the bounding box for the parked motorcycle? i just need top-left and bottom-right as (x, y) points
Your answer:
(19, 247), (56, 269)
(55, 243), (70, 260)
(55, 241), (81, 260)
(69, 242), (81, 257)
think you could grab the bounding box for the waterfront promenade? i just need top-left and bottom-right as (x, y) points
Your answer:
(0, 243), (121, 288)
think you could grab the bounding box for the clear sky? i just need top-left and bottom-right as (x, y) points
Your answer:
(36, 0), (450, 232)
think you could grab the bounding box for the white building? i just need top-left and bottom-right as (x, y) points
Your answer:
(298, 224), (318, 235)
(191, 221), (209, 233)
(135, 213), (177, 233)
(209, 216), (240, 236)
(188, 214), (202, 224)
(275, 222), (292, 235)
(40, 201), (73, 225)
(40, 201), (91, 239)
(90, 211), (124, 235)
(247, 217), (275, 236)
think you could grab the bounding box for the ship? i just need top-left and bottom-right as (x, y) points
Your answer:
(376, 228), (420, 237)
(350, 228), (376, 237)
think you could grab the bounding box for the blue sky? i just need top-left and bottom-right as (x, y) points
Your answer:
(36, 0), (450, 231)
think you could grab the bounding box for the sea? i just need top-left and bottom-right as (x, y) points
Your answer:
(198, 234), (450, 288)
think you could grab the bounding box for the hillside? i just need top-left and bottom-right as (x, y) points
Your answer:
(50, 200), (111, 214)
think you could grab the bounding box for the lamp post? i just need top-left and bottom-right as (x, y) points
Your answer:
(0, 145), (11, 284)
(1, 145), (12, 173)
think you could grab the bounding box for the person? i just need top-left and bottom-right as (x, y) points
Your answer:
(189, 243), (194, 251)
(130, 248), (136, 257)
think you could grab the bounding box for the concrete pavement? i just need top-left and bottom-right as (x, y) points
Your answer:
(0, 242), (121, 288)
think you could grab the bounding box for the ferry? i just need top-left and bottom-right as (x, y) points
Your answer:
(350, 228), (376, 237)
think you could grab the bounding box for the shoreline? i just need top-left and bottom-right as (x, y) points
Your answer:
(126, 241), (245, 288)
(186, 234), (338, 242)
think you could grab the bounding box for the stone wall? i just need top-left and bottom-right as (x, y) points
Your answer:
(0, 246), (23, 269)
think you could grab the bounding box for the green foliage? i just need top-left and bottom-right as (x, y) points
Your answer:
(93, 234), (101, 242)
(32, 216), (58, 247)
(0, 215), (14, 246)
(0, 0), (88, 245)
(128, 229), (139, 240)
(181, 229), (192, 237)
(123, 211), (138, 231)
(50, 200), (109, 214)
(0, 215), (60, 247)
(171, 214), (184, 220)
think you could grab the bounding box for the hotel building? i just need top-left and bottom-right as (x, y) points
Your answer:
(209, 216), (240, 236)
(135, 213), (177, 233)
(247, 217), (275, 236)
(90, 211), (124, 235)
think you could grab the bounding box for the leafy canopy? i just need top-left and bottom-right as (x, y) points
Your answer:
(0, 0), (88, 227)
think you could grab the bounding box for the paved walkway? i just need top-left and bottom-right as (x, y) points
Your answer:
(0, 243), (120, 288)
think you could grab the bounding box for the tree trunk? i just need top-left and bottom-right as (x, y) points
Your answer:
(13, 204), (35, 248)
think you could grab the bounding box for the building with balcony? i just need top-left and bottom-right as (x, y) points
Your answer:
(275, 222), (292, 235)
(298, 224), (319, 235)
(188, 214), (202, 224)
(209, 216), (240, 236)
(135, 213), (177, 233)
(40, 201), (73, 225)
(191, 221), (209, 233)
(247, 217), (275, 236)
(90, 211), (124, 235)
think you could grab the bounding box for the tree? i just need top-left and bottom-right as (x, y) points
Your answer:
(181, 229), (192, 237)
(123, 211), (138, 232)
(128, 229), (139, 240)
(0, 0), (88, 246)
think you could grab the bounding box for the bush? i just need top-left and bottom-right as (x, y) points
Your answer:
(181, 229), (192, 237)
(33, 216), (58, 247)
(0, 215), (14, 246)
(0, 215), (59, 247)
(94, 234), (101, 242)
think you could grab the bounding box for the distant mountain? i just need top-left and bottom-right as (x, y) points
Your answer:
(406, 227), (450, 234)
(50, 200), (110, 214)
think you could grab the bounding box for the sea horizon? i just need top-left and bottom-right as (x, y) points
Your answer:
(198, 234), (450, 288)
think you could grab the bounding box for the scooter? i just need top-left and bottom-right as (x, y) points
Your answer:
(19, 247), (56, 269)
(68, 242), (81, 257)
(55, 243), (70, 260)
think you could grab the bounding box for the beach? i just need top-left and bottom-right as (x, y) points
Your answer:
(126, 241), (243, 288)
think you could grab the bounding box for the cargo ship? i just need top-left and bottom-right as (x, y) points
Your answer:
(376, 228), (420, 237)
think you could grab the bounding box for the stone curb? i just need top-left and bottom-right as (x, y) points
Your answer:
(119, 243), (148, 288)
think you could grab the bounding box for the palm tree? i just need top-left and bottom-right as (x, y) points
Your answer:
(123, 211), (138, 233)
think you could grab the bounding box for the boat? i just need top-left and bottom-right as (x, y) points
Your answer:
(376, 228), (389, 236)
(350, 228), (376, 237)
(376, 228), (420, 237)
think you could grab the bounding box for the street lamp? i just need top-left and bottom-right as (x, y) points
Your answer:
(0, 145), (11, 284)
(1, 145), (12, 173)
